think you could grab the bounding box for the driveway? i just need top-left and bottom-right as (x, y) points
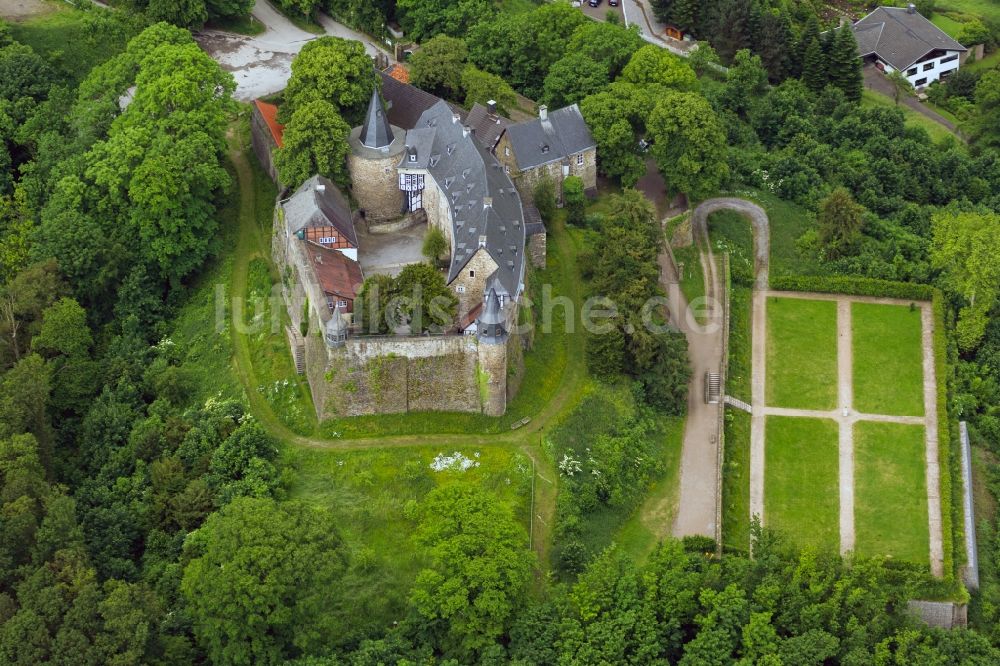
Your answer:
(863, 66), (959, 136)
(621, 0), (694, 57)
(196, 0), (391, 101)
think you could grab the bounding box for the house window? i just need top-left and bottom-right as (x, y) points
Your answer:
(318, 236), (337, 245)
(941, 54), (959, 64)
(915, 77), (928, 86)
(456, 285), (466, 294)
(576, 153), (584, 166)
(504, 165), (510, 174)
(504, 146), (510, 157)
(907, 67), (918, 76)
(469, 270), (475, 278)
(923, 62), (934, 71)
(337, 300), (348, 308)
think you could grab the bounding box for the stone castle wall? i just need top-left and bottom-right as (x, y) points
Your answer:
(272, 197), (517, 420)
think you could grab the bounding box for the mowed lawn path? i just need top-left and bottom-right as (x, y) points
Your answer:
(852, 303), (924, 416)
(765, 416), (840, 551)
(854, 421), (929, 564)
(766, 297), (838, 410)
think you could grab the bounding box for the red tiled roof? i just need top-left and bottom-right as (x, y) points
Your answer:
(304, 242), (363, 301)
(458, 302), (483, 331)
(254, 99), (285, 148)
(387, 63), (410, 84)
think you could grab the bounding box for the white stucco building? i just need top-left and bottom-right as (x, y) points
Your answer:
(853, 5), (966, 88)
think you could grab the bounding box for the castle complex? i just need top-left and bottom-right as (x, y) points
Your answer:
(252, 67), (596, 420)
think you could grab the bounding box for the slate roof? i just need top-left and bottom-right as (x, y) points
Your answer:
(359, 87), (395, 149)
(379, 69), (441, 130)
(303, 242), (363, 300)
(282, 175), (358, 247)
(505, 104), (596, 170)
(465, 103), (511, 150)
(402, 100), (526, 299)
(853, 7), (966, 71)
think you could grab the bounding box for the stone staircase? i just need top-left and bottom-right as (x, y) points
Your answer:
(286, 326), (306, 375)
(724, 395), (752, 414)
(705, 372), (721, 404)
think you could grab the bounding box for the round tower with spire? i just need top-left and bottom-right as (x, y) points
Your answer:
(324, 304), (349, 348)
(476, 288), (509, 416)
(347, 87), (406, 221)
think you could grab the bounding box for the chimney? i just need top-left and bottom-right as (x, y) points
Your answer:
(539, 105), (548, 121)
(483, 196), (493, 209)
(907, 3), (916, 13)
(487, 99), (497, 114)
(463, 125), (472, 138)
(452, 112), (461, 124)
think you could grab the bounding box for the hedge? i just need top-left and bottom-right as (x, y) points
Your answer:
(932, 290), (956, 583)
(769, 275), (935, 301)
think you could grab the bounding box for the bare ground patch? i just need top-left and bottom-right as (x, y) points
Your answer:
(0, 0), (55, 22)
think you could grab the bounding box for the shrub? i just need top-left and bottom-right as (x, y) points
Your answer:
(533, 177), (557, 224)
(563, 175), (586, 226)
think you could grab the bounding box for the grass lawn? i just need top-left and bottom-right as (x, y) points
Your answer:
(766, 297), (838, 411)
(854, 421), (929, 565)
(9, 4), (131, 86)
(764, 416), (840, 551)
(206, 14), (266, 35)
(861, 91), (960, 146)
(852, 302), (925, 416)
(285, 444), (531, 643)
(938, 0), (1000, 25)
(723, 287), (752, 550)
(672, 244), (707, 323)
(931, 12), (966, 38)
(712, 189), (819, 279)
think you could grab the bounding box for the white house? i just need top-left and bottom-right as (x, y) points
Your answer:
(853, 5), (966, 89)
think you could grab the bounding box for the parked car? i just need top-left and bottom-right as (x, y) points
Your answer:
(588, 0), (602, 6)
(609, 0), (619, 5)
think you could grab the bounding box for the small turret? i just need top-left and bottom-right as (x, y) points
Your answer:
(325, 305), (349, 347)
(359, 87), (394, 150)
(477, 288), (507, 344)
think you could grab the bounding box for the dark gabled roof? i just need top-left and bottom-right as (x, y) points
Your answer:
(282, 175), (358, 247)
(853, 6), (966, 71)
(401, 100), (526, 299)
(359, 87), (395, 149)
(505, 104), (596, 170)
(466, 103), (511, 150)
(523, 202), (545, 237)
(303, 241), (363, 300)
(379, 69), (441, 130)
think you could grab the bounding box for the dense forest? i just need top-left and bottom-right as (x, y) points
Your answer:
(3, 0), (1000, 664)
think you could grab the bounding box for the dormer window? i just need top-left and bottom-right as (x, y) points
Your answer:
(541, 144), (550, 154)
(446, 143), (456, 155)
(407, 147), (417, 163)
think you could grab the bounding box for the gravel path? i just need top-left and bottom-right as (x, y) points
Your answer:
(837, 299), (855, 555)
(196, 0), (391, 101)
(666, 198), (770, 540)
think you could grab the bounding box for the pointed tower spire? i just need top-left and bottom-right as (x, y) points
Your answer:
(477, 288), (507, 344)
(359, 87), (394, 149)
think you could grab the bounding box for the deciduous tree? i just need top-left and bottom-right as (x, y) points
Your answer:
(274, 99), (351, 189)
(648, 92), (729, 201)
(181, 497), (348, 665)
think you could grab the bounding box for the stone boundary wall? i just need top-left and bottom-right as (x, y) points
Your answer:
(959, 421), (980, 590)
